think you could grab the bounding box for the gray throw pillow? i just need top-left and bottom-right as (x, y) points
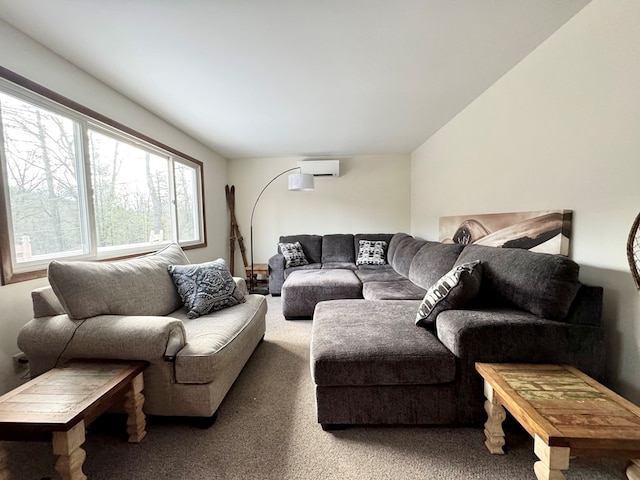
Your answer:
(279, 241), (309, 268)
(415, 260), (482, 328)
(168, 259), (246, 319)
(356, 240), (388, 265)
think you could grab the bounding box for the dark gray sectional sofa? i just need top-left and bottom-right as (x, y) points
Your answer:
(269, 233), (606, 428)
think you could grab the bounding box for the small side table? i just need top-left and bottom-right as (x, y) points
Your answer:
(245, 263), (269, 294)
(0, 360), (147, 480)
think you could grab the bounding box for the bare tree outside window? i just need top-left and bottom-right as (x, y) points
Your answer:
(88, 129), (171, 250)
(0, 92), (83, 262)
(0, 71), (205, 284)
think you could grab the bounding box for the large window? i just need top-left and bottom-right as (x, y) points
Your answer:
(0, 73), (206, 284)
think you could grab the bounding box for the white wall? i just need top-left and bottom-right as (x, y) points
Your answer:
(0, 19), (229, 393)
(411, 0), (640, 402)
(227, 155), (411, 275)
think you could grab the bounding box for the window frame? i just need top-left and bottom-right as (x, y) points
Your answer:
(0, 66), (207, 285)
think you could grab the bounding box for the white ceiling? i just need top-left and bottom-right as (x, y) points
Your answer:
(0, 1), (589, 159)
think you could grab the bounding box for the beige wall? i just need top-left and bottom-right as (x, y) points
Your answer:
(0, 19), (229, 393)
(411, 0), (640, 402)
(227, 155), (411, 275)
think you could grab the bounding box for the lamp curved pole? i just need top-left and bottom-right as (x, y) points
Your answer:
(249, 167), (301, 293)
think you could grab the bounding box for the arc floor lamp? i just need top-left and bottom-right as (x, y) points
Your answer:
(249, 167), (314, 292)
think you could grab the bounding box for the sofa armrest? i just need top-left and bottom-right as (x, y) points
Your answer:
(268, 253), (286, 295)
(436, 308), (606, 379)
(18, 314), (187, 375)
(435, 307), (606, 423)
(233, 276), (249, 295)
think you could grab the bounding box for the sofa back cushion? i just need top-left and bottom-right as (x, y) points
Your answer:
(279, 235), (322, 264)
(48, 243), (189, 320)
(455, 244), (581, 320)
(408, 242), (465, 290)
(388, 234), (428, 278)
(321, 234), (355, 263)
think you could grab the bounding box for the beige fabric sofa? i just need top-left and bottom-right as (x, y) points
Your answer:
(17, 244), (267, 421)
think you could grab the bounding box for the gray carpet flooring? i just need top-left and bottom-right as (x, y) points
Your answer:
(5, 295), (628, 479)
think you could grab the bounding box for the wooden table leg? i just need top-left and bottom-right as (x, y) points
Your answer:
(483, 381), (506, 454)
(52, 421), (87, 480)
(0, 442), (10, 480)
(627, 459), (640, 480)
(124, 373), (147, 443)
(533, 434), (570, 480)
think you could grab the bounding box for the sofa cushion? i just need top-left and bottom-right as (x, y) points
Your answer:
(282, 269), (362, 318)
(363, 279), (426, 301)
(174, 295), (267, 384)
(322, 262), (357, 271)
(354, 265), (405, 283)
(322, 234), (355, 263)
(48, 243), (189, 320)
(168, 259), (246, 319)
(455, 245), (581, 320)
(311, 299), (456, 386)
(356, 240), (388, 265)
(278, 241), (309, 268)
(279, 234), (322, 264)
(415, 260), (482, 328)
(388, 234), (428, 278)
(283, 263), (322, 279)
(407, 242), (465, 291)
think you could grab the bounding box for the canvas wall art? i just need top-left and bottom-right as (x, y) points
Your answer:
(439, 210), (572, 255)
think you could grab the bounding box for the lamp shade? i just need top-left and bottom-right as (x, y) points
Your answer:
(288, 172), (315, 191)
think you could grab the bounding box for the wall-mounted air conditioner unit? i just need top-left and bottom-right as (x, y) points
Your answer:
(298, 159), (340, 177)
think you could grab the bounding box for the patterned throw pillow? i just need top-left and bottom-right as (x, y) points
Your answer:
(415, 260), (482, 328)
(356, 240), (388, 265)
(279, 241), (309, 268)
(168, 259), (246, 319)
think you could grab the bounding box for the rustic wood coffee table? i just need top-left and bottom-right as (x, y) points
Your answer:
(476, 363), (640, 480)
(0, 361), (147, 480)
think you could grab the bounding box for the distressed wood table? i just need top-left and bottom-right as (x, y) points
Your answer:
(245, 263), (269, 293)
(476, 363), (640, 480)
(0, 361), (147, 480)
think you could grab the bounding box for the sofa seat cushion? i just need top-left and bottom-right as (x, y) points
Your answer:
(282, 269), (362, 318)
(354, 265), (405, 283)
(283, 263), (321, 279)
(455, 244), (581, 320)
(174, 295), (267, 384)
(322, 262), (357, 271)
(362, 279), (426, 301)
(311, 300), (456, 386)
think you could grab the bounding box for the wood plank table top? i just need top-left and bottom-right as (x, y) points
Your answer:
(476, 363), (640, 480)
(0, 361), (147, 480)
(0, 361), (146, 437)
